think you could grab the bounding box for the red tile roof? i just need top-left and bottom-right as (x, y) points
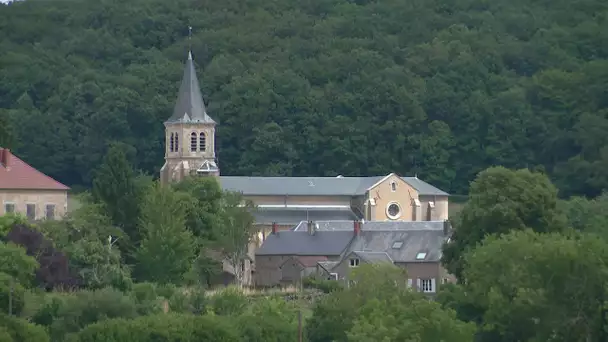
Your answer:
(0, 148), (69, 190)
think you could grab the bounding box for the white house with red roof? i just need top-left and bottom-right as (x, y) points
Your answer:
(0, 148), (69, 220)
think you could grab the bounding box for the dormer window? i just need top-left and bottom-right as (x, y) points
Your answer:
(199, 132), (206, 151)
(349, 258), (360, 267)
(190, 132), (197, 152)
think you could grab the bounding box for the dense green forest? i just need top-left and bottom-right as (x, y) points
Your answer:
(1, 0), (607, 196)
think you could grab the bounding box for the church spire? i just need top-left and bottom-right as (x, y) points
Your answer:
(166, 29), (215, 124)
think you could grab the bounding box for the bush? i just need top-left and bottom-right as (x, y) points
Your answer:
(209, 286), (249, 316)
(0, 313), (50, 342)
(303, 277), (342, 293)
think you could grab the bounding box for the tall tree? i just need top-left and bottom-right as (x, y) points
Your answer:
(214, 191), (257, 286)
(0, 109), (12, 148)
(442, 166), (566, 280)
(135, 182), (196, 285)
(92, 142), (145, 255)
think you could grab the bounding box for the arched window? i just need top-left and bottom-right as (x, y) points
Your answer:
(170, 133), (175, 152)
(174, 133), (179, 152)
(190, 132), (197, 152)
(199, 132), (206, 152)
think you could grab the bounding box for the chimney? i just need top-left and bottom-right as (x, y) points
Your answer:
(271, 222), (278, 235)
(307, 220), (315, 235)
(354, 220), (361, 236)
(0, 148), (9, 168)
(443, 220), (452, 236)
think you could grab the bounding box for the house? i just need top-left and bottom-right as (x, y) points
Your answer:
(158, 50), (450, 286)
(256, 220), (454, 293)
(0, 148), (69, 220)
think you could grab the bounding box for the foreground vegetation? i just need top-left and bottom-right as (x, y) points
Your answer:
(1, 0), (608, 197)
(2, 143), (608, 341)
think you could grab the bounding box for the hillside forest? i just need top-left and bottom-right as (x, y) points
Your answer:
(1, 0), (607, 196)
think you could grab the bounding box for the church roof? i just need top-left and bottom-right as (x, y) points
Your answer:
(166, 51), (216, 124)
(219, 176), (448, 196)
(0, 148), (69, 190)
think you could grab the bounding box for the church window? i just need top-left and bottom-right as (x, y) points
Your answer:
(174, 133), (179, 151)
(170, 133), (175, 152)
(190, 132), (197, 152)
(199, 132), (206, 151)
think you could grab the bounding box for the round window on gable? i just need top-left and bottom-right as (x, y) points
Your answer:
(386, 202), (402, 220)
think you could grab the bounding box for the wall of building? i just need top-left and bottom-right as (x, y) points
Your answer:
(368, 174), (419, 221)
(418, 195), (449, 221)
(0, 189), (68, 220)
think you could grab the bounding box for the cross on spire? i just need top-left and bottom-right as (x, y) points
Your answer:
(188, 26), (193, 56)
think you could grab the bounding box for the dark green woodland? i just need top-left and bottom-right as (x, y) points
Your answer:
(1, 0), (607, 196)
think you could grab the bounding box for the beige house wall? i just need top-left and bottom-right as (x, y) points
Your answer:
(367, 174), (419, 221)
(419, 195), (449, 221)
(0, 189), (68, 220)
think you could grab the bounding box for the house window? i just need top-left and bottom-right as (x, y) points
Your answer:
(420, 278), (435, 293)
(349, 258), (360, 267)
(390, 181), (397, 192)
(45, 204), (55, 220)
(170, 133), (175, 152)
(4, 203), (15, 214)
(26, 204), (36, 220)
(199, 132), (206, 151)
(329, 273), (338, 281)
(190, 132), (197, 152)
(442, 277), (449, 284)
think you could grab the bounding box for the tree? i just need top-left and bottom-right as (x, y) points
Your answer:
(135, 182), (196, 284)
(442, 166), (566, 280)
(307, 264), (475, 342)
(560, 193), (608, 238)
(460, 230), (608, 341)
(214, 191), (257, 286)
(92, 142), (147, 255)
(172, 176), (224, 241)
(0, 109), (12, 148)
(0, 313), (50, 342)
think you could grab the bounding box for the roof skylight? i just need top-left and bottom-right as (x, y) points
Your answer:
(415, 252), (427, 260)
(392, 241), (403, 249)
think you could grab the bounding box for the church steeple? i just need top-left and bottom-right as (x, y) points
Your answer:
(166, 51), (216, 124)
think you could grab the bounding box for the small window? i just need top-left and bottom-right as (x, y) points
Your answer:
(4, 203), (15, 214)
(329, 273), (338, 281)
(174, 133), (179, 151)
(416, 252), (427, 260)
(442, 277), (449, 284)
(199, 132), (206, 151)
(170, 133), (175, 152)
(45, 204), (55, 220)
(190, 132), (197, 152)
(349, 258), (360, 267)
(390, 181), (397, 192)
(420, 278), (435, 293)
(26, 204), (36, 220)
(392, 241), (403, 249)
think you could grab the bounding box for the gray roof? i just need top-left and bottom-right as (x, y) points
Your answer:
(346, 228), (446, 263)
(253, 208), (360, 225)
(219, 175), (447, 196)
(350, 251), (393, 263)
(293, 220), (446, 232)
(166, 51), (216, 124)
(317, 261), (338, 272)
(256, 231), (354, 256)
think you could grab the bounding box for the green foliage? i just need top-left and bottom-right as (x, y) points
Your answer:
(236, 297), (299, 342)
(443, 167), (566, 280)
(302, 276), (342, 293)
(0, 109), (12, 149)
(0, 242), (38, 286)
(0, 214), (27, 239)
(135, 182), (196, 284)
(0, 313), (50, 342)
(307, 264), (475, 342)
(172, 177), (224, 241)
(0, 273), (26, 316)
(208, 287), (249, 316)
(461, 230), (608, 341)
(31, 288), (139, 341)
(70, 313), (240, 342)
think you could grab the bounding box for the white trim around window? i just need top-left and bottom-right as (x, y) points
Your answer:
(3, 201), (16, 215)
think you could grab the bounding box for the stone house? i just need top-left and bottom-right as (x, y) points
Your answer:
(0, 148), (69, 220)
(256, 220), (454, 293)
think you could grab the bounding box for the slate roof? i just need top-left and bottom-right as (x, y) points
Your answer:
(317, 261), (338, 272)
(253, 208), (360, 225)
(0, 148), (69, 190)
(166, 51), (215, 124)
(293, 220), (445, 232)
(220, 175), (447, 196)
(281, 256), (328, 268)
(350, 251), (393, 263)
(256, 231), (354, 256)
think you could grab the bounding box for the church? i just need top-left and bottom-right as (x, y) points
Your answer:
(160, 51), (450, 236)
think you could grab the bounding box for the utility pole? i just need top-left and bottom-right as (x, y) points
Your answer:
(298, 309), (303, 342)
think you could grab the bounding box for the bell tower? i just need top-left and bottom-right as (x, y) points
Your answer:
(160, 50), (219, 185)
